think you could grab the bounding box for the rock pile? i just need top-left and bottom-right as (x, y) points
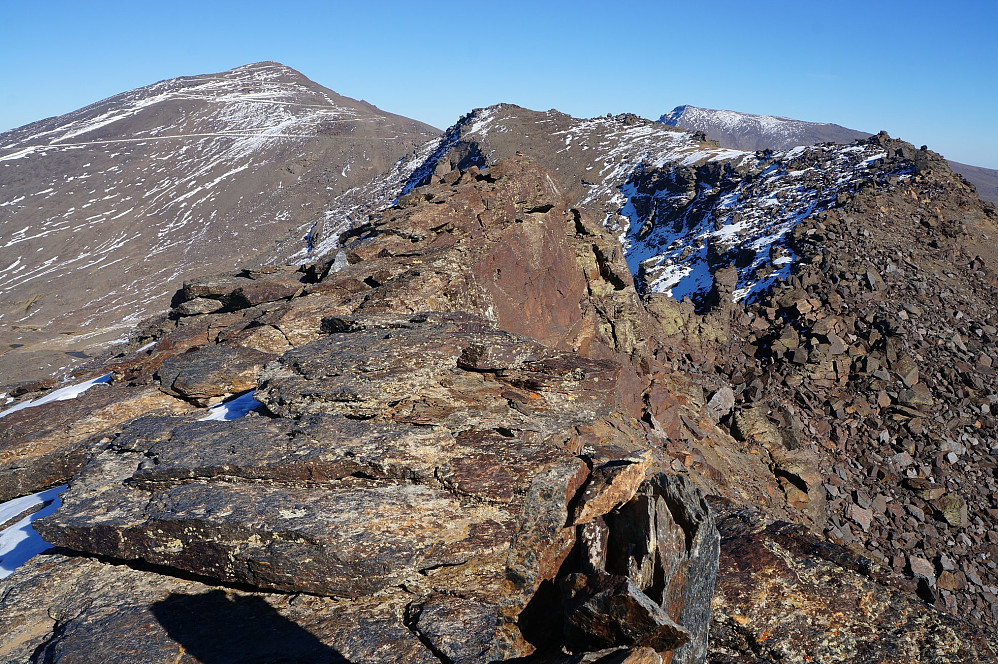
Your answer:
(669, 136), (998, 654)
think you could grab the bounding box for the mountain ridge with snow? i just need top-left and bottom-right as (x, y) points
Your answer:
(0, 62), (437, 382)
(661, 104), (998, 204)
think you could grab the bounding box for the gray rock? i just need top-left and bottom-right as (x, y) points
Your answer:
(705, 386), (735, 422)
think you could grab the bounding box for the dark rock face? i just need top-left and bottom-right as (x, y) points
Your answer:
(155, 343), (276, 405)
(698, 140), (998, 639)
(622, 133), (998, 657)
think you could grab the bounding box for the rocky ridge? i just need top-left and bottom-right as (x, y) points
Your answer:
(3, 156), (727, 663)
(646, 134), (998, 655)
(284, 104), (750, 262)
(660, 105), (870, 152)
(661, 104), (998, 204)
(1, 151), (994, 662)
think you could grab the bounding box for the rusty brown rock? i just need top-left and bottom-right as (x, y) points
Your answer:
(156, 344), (275, 405)
(708, 505), (995, 663)
(573, 451), (653, 525)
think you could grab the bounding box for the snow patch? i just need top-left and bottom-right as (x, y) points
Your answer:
(199, 390), (263, 421)
(0, 485), (66, 578)
(0, 373), (112, 420)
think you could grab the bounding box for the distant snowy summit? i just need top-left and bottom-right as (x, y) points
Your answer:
(0, 62), (437, 383)
(659, 105), (998, 204)
(659, 105), (870, 152)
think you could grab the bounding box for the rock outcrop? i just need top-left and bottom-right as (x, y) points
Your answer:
(2, 150), (995, 663)
(2, 157), (723, 663)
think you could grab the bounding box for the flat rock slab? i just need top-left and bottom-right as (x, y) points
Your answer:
(156, 344), (276, 405)
(257, 313), (620, 434)
(38, 443), (518, 598)
(0, 553), (441, 664)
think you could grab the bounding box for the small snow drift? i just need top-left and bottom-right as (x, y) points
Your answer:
(0, 372), (112, 420)
(199, 390), (264, 421)
(0, 485), (66, 578)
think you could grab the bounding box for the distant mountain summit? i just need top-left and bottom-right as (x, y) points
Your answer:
(660, 105), (998, 203)
(660, 105), (870, 152)
(0, 62), (437, 381)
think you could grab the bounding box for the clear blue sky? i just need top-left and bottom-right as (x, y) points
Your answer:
(2, 0), (996, 168)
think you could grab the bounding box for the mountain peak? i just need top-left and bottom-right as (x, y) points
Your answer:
(0, 63), (438, 380)
(660, 104), (870, 152)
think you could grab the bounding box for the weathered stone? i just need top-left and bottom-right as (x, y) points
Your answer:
(0, 383), (192, 501)
(227, 277), (305, 308)
(906, 477), (947, 501)
(573, 451), (653, 525)
(899, 382), (935, 408)
(710, 506), (996, 663)
(554, 646), (663, 664)
(38, 445), (519, 599)
(561, 572), (690, 652)
(894, 355), (920, 387)
(823, 332), (847, 355)
(175, 297), (222, 316)
(705, 386), (735, 422)
(909, 555), (936, 586)
(848, 503), (873, 532)
(409, 595), (499, 664)
(933, 493), (969, 527)
(0, 554), (440, 664)
(156, 344), (275, 405)
(182, 275), (255, 302)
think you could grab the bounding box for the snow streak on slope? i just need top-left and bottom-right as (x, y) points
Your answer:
(547, 114), (750, 211)
(620, 143), (912, 302)
(662, 105), (806, 141)
(1, 63), (361, 157)
(0, 62), (434, 376)
(294, 106), (752, 262)
(0, 372), (111, 420)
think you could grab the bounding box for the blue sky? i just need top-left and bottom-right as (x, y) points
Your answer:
(2, 0), (996, 168)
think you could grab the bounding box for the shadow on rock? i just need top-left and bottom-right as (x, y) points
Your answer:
(152, 590), (349, 663)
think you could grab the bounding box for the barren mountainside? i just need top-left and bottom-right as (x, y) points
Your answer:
(1, 64), (997, 664)
(0, 62), (437, 382)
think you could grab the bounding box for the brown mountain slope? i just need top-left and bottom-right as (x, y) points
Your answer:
(0, 62), (438, 385)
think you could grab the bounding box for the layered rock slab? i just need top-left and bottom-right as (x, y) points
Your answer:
(0, 382), (192, 502)
(34, 311), (708, 660)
